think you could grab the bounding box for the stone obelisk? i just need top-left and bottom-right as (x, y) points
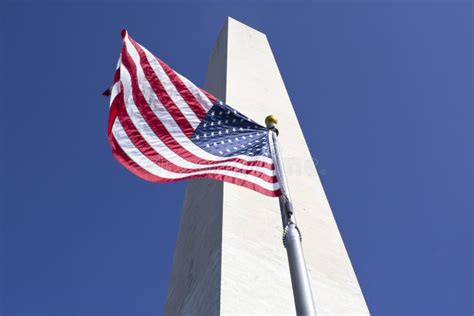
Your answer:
(165, 17), (369, 315)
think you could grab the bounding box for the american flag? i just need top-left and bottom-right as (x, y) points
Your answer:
(106, 30), (281, 197)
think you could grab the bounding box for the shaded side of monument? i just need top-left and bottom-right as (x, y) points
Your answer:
(165, 17), (369, 315)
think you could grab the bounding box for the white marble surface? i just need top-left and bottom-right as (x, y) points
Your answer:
(165, 17), (369, 315)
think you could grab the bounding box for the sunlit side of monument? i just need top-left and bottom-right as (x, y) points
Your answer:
(165, 17), (369, 315)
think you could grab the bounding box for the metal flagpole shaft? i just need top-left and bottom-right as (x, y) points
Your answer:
(266, 115), (317, 316)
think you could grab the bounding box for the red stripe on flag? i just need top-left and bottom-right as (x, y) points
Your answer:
(114, 82), (277, 182)
(110, 134), (280, 197)
(108, 95), (120, 135)
(200, 88), (217, 105)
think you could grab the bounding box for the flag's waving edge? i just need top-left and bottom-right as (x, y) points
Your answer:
(106, 30), (282, 197)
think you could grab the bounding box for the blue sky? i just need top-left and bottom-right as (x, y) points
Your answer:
(1, 1), (472, 315)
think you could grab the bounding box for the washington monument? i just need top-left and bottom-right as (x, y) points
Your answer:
(165, 17), (369, 315)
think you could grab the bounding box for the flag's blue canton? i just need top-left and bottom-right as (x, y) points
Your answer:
(192, 101), (271, 158)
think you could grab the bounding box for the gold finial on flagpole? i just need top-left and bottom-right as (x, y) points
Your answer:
(265, 115), (278, 127)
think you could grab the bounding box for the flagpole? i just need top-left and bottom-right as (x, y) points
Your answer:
(266, 115), (317, 316)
